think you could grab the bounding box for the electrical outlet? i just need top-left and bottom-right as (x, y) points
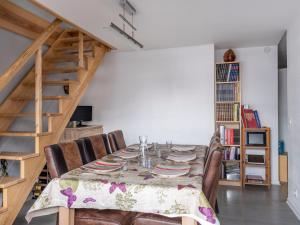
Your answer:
(288, 119), (293, 128)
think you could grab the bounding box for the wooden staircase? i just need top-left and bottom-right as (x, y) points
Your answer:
(0, 18), (109, 225)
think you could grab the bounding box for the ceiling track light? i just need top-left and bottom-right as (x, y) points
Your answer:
(110, 22), (143, 48)
(119, 14), (137, 31)
(120, 0), (136, 15)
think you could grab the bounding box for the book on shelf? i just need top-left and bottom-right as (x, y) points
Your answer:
(219, 126), (240, 145)
(220, 161), (240, 180)
(223, 147), (240, 161)
(216, 63), (240, 82)
(241, 105), (261, 128)
(216, 103), (240, 121)
(216, 83), (240, 102)
(246, 175), (264, 184)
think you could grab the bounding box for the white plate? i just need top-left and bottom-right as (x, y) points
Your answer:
(151, 164), (191, 178)
(81, 160), (125, 173)
(127, 144), (152, 151)
(171, 145), (196, 152)
(167, 152), (197, 162)
(113, 150), (139, 159)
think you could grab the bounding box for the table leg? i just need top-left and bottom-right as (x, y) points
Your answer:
(182, 217), (197, 225)
(59, 207), (75, 225)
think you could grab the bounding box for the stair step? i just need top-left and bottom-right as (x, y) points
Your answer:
(43, 80), (80, 86)
(11, 96), (68, 101)
(0, 152), (39, 160)
(43, 67), (80, 74)
(59, 36), (93, 43)
(0, 177), (25, 188)
(0, 131), (52, 137)
(44, 54), (79, 63)
(0, 207), (8, 214)
(0, 112), (62, 117)
(53, 45), (92, 52)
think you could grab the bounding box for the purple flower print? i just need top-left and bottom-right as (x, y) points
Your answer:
(109, 182), (126, 194)
(177, 184), (196, 190)
(83, 197), (96, 203)
(60, 188), (77, 208)
(199, 207), (216, 224)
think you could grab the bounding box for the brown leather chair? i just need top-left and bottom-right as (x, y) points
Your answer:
(132, 148), (223, 225)
(108, 130), (126, 152)
(76, 134), (111, 164)
(44, 141), (135, 225)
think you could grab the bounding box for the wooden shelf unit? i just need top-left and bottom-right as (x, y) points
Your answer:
(241, 127), (271, 188)
(215, 62), (242, 187)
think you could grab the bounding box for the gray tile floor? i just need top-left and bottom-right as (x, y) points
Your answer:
(14, 185), (300, 225)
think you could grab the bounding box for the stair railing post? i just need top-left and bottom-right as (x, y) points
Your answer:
(35, 47), (43, 135)
(78, 32), (84, 69)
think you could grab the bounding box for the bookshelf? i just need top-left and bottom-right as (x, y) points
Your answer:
(241, 127), (271, 188)
(215, 62), (242, 187)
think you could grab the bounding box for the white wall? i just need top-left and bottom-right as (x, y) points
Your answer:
(286, 14), (300, 220)
(216, 47), (279, 184)
(278, 68), (288, 147)
(81, 45), (215, 145)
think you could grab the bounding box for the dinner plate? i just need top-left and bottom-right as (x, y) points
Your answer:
(167, 152), (197, 162)
(127, 144), (152, 151)
(171, 145), (196, 152)
(151, 164), (191, 178)
(113, 150), (139, 159)
(81, 160), (125, 173)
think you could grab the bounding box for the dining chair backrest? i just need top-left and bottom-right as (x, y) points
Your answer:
(108, 130), (126, 152)
(202, 148), (223, 210)
(204, 136), (221, 166)
(80, 134), (109, 161)
(44, 141), (85, 179)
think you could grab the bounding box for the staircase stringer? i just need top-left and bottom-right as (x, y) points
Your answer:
(0, 30), (67, 133)
(0, 44), (108, 225)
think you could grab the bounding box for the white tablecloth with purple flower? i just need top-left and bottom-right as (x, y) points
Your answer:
(26, 145), (219, 225)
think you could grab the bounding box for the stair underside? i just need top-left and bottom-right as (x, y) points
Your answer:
(11, 96), (68, 101)
(0, 177), (25, 188)
(0, 132), (52, 137)
(0, 113), (62, 117)
(0, 152), (39, 160)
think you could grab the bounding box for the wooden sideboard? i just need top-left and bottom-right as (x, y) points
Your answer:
(59, 125), (103, 143)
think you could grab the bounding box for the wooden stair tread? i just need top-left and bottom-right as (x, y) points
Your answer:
(59, 36), (93, 43)
(43, 80), (80, 85)
(0, 131), (52, 137)
(0, 112), (62, 117)
(0, 207), (8, 214)
(12, 96), (69, 101)
(43, 67), (81, 74)
(0, 176), (25, 188)
(0, 152), (39, 160)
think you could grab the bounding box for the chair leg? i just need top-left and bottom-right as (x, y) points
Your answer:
(215, 200), (219, 214)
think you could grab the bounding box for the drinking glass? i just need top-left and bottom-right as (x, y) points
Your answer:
(153, 142), (161, 158)
(139, 136), (148, 146)
(166, 140), (172, 149)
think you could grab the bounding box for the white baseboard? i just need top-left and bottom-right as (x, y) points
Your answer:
(287, 198), (300, 221)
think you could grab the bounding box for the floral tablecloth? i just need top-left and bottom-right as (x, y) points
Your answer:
(26, 145), (220, 225)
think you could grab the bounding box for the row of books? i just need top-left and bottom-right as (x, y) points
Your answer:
(241, 106), (261, 128)
(216, 83), (240, 102)
(216, 103), (240, 121)
(220, 162), (240, 180)
(223, 147), (240, 160)
(216, 63), (240, 82)
(220, 126), (240, 145)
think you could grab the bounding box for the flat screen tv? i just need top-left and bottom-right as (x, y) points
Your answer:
(70, 106), (92, 126)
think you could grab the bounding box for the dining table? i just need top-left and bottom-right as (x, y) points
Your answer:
(26, 144), (220, 225)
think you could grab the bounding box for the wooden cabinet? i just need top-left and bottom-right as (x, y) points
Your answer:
(59, 125), (103, 143)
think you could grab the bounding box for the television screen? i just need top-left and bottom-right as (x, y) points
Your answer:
(70, 106), (92, 122)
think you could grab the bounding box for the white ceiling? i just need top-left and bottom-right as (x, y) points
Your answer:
(33, 0), (300, 51)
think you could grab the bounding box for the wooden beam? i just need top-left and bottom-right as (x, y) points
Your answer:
(0, 19), (61, 91)
(0, 1), (62, 44)
(35, 47), (43, 134)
